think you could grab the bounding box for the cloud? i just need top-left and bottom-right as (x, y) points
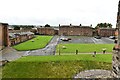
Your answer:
(0, 0), (119, 27)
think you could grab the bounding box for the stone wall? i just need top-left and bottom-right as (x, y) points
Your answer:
(112, 0), (120, 78)
(0, 23), (9, 50)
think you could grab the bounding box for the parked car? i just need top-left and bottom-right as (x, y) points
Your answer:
(60, 37), (71, 41)
(109, 36), (116, 39)
(94, 36), (101, 39)
(68, 38), (72, 40)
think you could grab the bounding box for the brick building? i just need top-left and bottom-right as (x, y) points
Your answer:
(97, 28), (115, 37)
(37, 27), (58, 35)
(0, 23), (9, 50)
(59, 25), (93, 36)
(9, 32), (34, 46)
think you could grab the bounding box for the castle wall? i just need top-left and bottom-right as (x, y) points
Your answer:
(112, 0), (120, 78)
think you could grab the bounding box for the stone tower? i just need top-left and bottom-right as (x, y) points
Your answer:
(0, 23), (9, 50)
(112, 0), (120, 78)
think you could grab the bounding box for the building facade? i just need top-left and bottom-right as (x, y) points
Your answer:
(59, 25), (93, 36)
(98, 28), (115, 37)
(37, 27), (58, 35)
(0, 23), (9, 50)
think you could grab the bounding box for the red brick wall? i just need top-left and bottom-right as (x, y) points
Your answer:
(37, 27), (55, 35)
(59, 26), (93, 36)
(99, 28), (115, 37)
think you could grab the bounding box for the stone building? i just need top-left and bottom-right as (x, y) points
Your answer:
(0, 23), (9, 50)
(59, 25), (93, 36)
(112, 0), (120, 78)
(98, 28), (115, 37)
(37, 27), (58, 35)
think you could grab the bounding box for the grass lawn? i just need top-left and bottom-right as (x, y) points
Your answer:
(13, 36), (53, 51)
(2, 54), (112, 78)
(56, 44), (114, 54)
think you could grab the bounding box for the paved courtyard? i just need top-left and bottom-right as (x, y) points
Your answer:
(59, 36), (114, 44)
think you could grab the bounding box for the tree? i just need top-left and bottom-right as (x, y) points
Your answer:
(79, 24), (82, 26)
(12, 25), (20, 30)
(45, 24), (50, 27)
(95, 23), (112, 28)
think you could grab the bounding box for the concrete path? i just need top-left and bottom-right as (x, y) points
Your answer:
(0, 47), (26, 61)
(74, 69), (112, 78)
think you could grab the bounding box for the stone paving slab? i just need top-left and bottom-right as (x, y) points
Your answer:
(74, 69), (112, 78)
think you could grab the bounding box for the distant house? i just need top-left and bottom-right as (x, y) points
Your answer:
(37, 27), (58, 35)
(8, 26), (14, 30)
(59, 24), (93, 36)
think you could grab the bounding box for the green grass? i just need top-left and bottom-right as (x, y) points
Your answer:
(15, 54), (112, 63)
(0, 67), (2, 79)
(13, 36), (53, 51)
(56, 44), (114, 54)
(2, 54), (112, 78)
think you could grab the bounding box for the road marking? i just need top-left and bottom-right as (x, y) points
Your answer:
(91, 38), (97, 44)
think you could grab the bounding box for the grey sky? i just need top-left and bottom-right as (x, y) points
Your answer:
(0, 0), (119, 27)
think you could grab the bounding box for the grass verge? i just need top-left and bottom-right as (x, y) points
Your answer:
(2, 54), (112, 78)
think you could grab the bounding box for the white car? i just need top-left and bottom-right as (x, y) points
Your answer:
(60, 37), (69, 41)
(109, 36), (115, 39)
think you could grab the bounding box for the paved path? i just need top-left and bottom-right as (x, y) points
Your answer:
(74, 69), (112, 78)
(0, 47), (26, 61)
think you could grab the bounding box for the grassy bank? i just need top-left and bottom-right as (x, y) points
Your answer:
(2, 54), (112, 78)
(13, 36), (53, 51)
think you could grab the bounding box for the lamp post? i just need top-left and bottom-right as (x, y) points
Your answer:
(58, 36), (60, 55)
(58, 24), (60, 55)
